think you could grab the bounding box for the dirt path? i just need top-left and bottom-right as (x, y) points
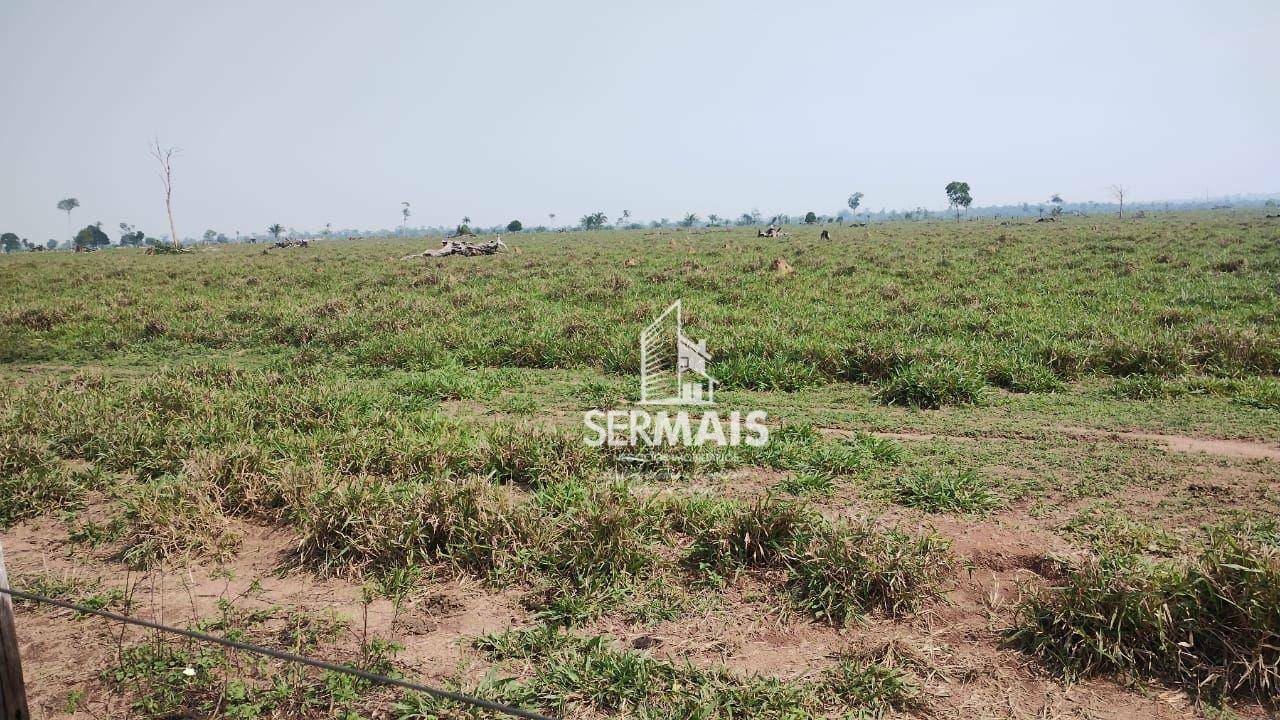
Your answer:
(1059, 426), (1280, 461)
(820, 426), (1280, 462)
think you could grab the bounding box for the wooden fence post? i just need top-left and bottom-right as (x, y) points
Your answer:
(0, 539), (29, 720)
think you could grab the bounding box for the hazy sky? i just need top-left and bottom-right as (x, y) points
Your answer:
(2, 1), (1277, 241)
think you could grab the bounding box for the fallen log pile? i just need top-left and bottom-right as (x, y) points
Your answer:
(401, 237), (507, 260)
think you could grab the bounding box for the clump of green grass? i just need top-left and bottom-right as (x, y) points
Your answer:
(687, 496), (817, 572)
(683, 496), (952, 623)
(10, 572), (115, 614)
(461, 625), (918, 719)
(985, 355), (1064, 393)
(3, 305), (67, 331)
(573, 378), (627, 409)
(1007, 532), (1280, 700)
(296, 473), (667, 623)
(530, 480), (663, 581)
(1185, 322), (1280, 376)
(773, 469), (837, 497)
(117, 476), (240, 568)
(740, 424), (900, 474)
(528, 479), (667, 624)
(1108, 373), (1185, 400)
(480, 424), (602, 486)
(1107, 374), (1280, 410)
(1095, 336), (1188, 378)
(1209, 513), (1280, 547)
(787, 524), (952, 624)
(0, 432), (93, 527)
(822, 655), (921, 717)
(890, 469), (1001, 514)
(295, 476), (528, 579)
(179, 445), (321, 521)
(394, 366), (501, 402)
(1234, 377), (1280, 411)
(875, 361), (985, 409)
(1064, 503), (1178, 556)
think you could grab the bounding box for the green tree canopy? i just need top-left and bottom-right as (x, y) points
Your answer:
(118, 223), (145, 246)
(506, 220), (523, 232)
(944, 181), (973, 221)
(580, 212), (607, 230)
(803, 211), (818, 224)
(1, 232), (20, 253)
(73, 223), (111, 249)
(847, 192), (864, 213)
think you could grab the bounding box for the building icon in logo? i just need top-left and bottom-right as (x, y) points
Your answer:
(639, 299), (716, 405)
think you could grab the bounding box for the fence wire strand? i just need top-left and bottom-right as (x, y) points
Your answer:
(0, 585), (554, 720)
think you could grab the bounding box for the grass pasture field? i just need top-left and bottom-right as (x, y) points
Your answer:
(1, 211), (1279, 719)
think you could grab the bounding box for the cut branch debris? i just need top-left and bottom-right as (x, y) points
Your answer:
(401, 237), (507, 260)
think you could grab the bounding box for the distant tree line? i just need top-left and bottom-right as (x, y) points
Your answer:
(8, 187), (1277, 254)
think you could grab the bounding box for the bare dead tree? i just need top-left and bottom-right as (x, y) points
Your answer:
(151, 138), (181, 245)
(1109, 184), (1128, 219)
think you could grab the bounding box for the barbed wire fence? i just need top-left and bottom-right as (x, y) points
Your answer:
(0, 543), (554, 720)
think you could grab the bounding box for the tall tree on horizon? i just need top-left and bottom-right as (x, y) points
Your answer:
(1109, 184), (1128, 219)
(150, 139), (180, 245)
(56, 198), (79, 237)
(847, 192), (864, 222)
(944, 181), (973, 222)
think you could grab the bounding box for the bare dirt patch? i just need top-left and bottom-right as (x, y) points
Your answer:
(1060, 426), (1280, 461)
(0, 515), (530, 718)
